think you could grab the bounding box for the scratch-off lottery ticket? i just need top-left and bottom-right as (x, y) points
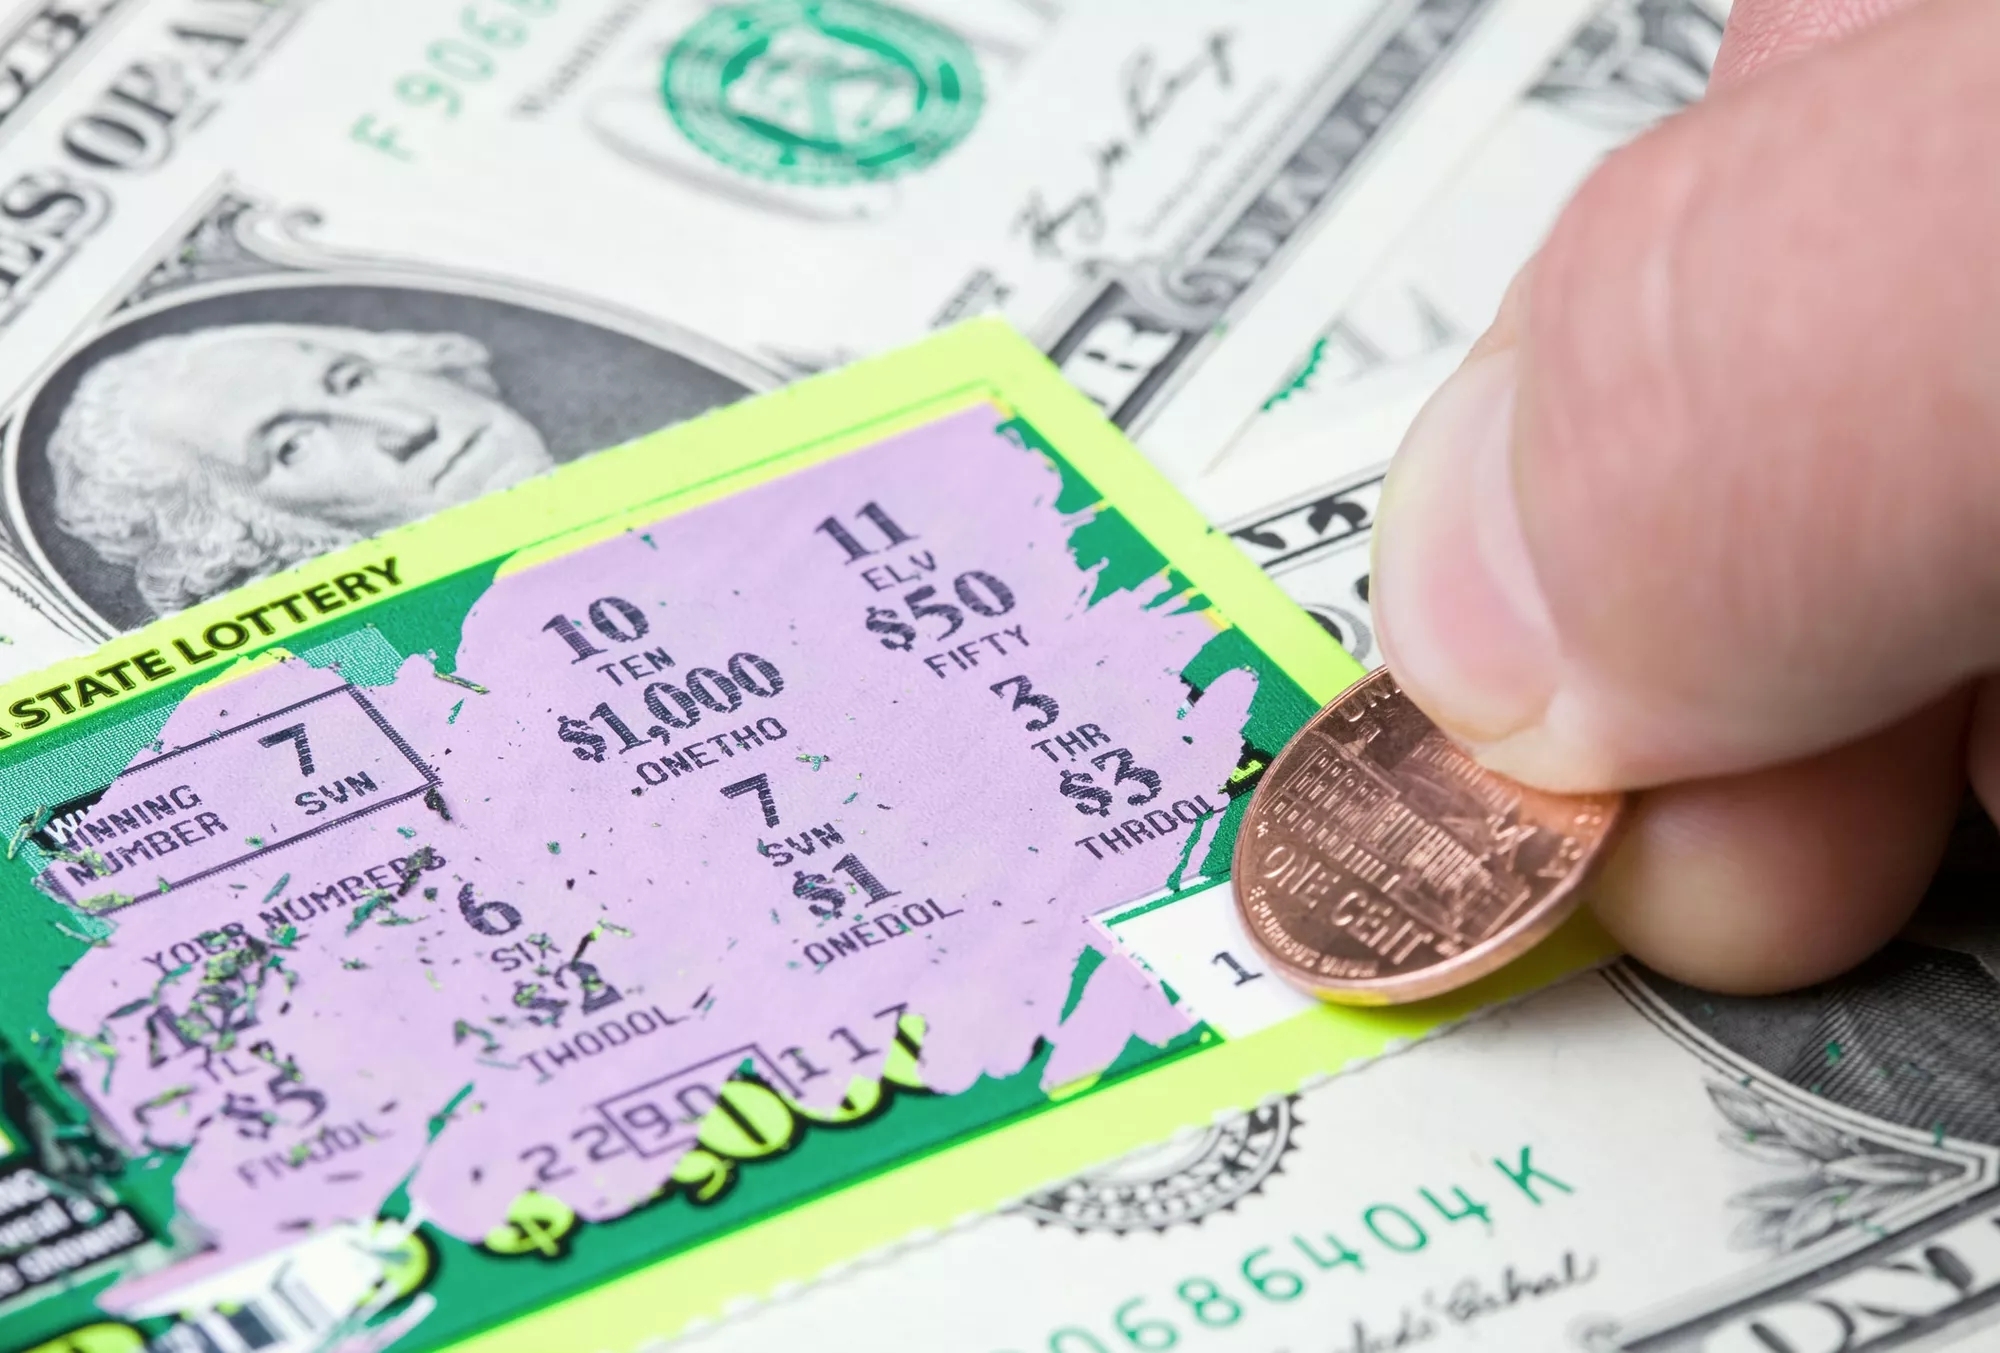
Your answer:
(0, 323), (1607, 1353)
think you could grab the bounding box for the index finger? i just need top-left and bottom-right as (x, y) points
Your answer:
(1712, 0), (1927, 89)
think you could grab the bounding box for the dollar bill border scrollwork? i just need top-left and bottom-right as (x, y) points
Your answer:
(1585, 964), (2000, 1352)
(1040, 0), (1503, 434)
(1220, 464), (1382, 664)
(0, 2), (144, 153)
(1012, 1096), (1302, 1235)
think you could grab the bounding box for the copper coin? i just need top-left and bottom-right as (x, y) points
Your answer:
(1233, 668), (1623, 1005)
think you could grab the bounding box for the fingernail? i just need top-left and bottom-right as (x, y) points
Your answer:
(1372, 347), (1558, 746)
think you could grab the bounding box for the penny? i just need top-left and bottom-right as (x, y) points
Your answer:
(1233, 668), (1623, 1005)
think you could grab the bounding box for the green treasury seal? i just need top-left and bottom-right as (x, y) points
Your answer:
(662, 0), (984, 186)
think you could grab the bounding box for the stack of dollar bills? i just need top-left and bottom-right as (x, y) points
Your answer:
(3, 3), (1996, 1351)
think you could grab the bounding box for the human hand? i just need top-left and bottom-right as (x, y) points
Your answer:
(1369, 0), (1999, 993)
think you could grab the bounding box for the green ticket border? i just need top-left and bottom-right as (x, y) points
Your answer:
(0, 320), (1611, 1349)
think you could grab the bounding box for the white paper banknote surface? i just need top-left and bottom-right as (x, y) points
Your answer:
(686, 865), (2000, 1353)
(6, 3), (1999, 1353)
(1191, 0), (1731, 668)
(646, 3), (2000, 1349)
(0, 0), (1595, 681)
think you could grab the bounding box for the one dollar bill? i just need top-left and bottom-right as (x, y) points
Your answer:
(692, 818), (2000, 1353)
(0, 0), (1595, 683)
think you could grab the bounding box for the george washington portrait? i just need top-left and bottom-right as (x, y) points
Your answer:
(8, 279), (768, 629)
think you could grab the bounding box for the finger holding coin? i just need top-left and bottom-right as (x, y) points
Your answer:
(1233, 668), (1623, 1005)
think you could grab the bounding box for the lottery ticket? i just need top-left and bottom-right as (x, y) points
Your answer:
(0, 322), (1607, 1353)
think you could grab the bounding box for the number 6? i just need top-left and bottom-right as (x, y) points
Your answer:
(458, 883), (522, 936)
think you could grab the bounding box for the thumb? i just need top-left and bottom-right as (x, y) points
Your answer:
(1371, 0), (2000, 794)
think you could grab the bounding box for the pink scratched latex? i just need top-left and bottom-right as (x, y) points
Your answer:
(49, 408), (1254, 1301)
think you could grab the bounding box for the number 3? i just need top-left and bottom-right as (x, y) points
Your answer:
(1091, 747), (1162, 806)
(990, 675), (1059, 731)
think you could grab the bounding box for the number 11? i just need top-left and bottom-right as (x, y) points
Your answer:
(815, 502), (916, 563)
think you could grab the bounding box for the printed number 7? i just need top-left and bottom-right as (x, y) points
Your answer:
(257, 723), (315, 776)
(990, 675), (1059, 731)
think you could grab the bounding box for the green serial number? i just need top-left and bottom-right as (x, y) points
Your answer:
(1000, 1146), (1575, 1352)
(352, 0), (560, 162)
